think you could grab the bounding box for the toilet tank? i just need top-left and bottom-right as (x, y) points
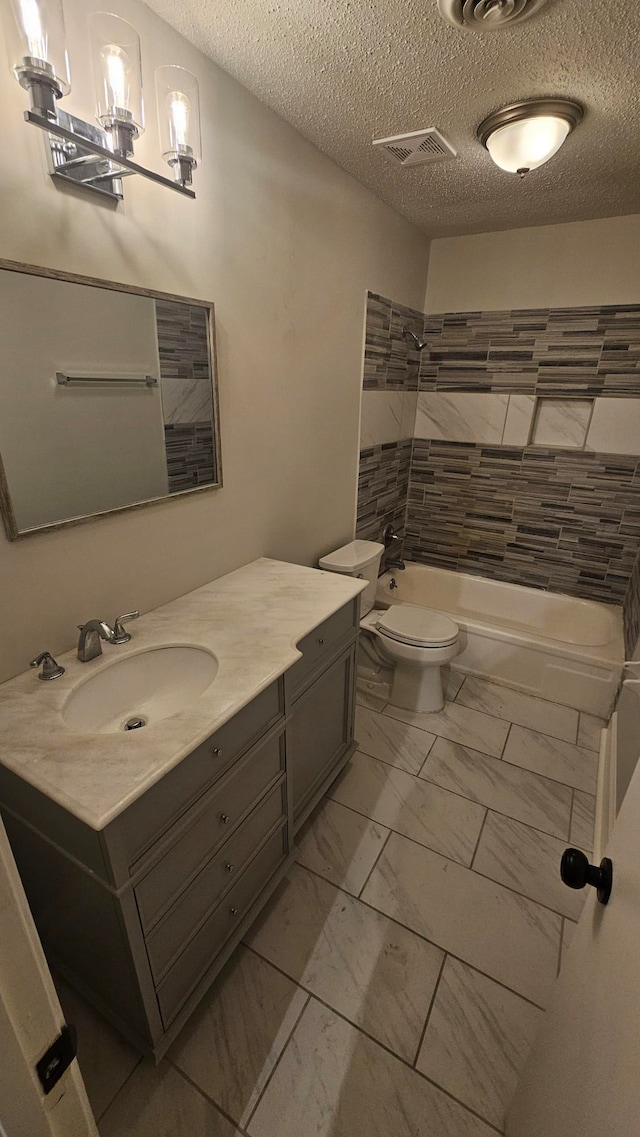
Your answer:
(318, 540), (384, 615)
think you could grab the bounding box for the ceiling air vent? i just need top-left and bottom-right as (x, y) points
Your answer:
(373, 128), (457, 167)
(437, 0), (548, 30)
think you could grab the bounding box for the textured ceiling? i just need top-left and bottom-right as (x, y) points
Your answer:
(143, 0), (640, 236)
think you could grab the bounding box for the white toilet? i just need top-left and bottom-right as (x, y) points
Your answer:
(319, 539), (459, 713)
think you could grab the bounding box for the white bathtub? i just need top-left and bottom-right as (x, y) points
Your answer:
(376, 563), (624, 717)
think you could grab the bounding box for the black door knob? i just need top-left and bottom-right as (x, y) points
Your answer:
(560, 848), (613, 906)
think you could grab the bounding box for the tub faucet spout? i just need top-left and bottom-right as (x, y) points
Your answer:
(386, 558), (405, 572)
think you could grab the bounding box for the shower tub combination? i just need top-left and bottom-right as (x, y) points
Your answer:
(375, 563), (624, 718)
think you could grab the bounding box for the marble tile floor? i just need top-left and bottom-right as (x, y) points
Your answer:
(57, 673), (602, 1137)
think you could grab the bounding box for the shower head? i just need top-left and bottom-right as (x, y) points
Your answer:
(404, 328), (428, 352)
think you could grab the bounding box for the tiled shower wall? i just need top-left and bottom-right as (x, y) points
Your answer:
(357, 292), (640, 651)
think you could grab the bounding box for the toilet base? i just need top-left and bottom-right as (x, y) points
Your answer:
(391, 661), (444, 714)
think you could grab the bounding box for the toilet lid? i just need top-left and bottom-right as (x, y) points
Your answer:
(375, 604), (458, 647)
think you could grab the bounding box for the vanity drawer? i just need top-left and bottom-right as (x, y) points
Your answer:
(157, 826), (287, 1026)
(118, 680), (283, 869)
(135, 730), (285, 932)
(145, 784), (285, 980)
(287, 600), (358, 701)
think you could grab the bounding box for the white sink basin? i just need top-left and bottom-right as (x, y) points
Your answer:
(62, 646), (218, 734)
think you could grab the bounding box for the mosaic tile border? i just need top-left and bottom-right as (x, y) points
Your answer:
(419, 305), (640, 397)
(363, 293), (425, 391)
(405, 440), (640, 605)
(357, 439), (412, 541)
(165, 422), (215, 494)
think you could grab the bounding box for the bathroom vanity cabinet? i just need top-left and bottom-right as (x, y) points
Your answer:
(0, 595), (358, 1058)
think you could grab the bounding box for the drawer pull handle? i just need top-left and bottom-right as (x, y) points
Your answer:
(230, 906), (239, 917)
(219, 813), (230, 824)
(225, 862), (235, 874)
(318, 637), (326, 645)
(212, 747), (222, 757)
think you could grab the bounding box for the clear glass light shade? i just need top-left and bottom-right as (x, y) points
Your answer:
(155, 65), (201, 164)
(6, 0), (70, 92)
(89, 12), (143, 132)
(486, 115), (571, 173)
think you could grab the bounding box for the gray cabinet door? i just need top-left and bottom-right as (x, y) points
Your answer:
(287, 645), (356, 825)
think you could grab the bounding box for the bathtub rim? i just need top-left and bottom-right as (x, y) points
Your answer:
(376, 566), (624, 670)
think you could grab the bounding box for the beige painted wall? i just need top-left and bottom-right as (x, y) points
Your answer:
(0, 0), (429, 682)
(425, 214), (640, 313)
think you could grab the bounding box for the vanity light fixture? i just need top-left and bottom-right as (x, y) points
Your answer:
(155, 64), (201, 187)
(477, 98), (583, 177)
(5, 0), (199, 200)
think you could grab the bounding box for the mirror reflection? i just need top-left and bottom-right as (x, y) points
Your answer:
(0, 265), (221, 539)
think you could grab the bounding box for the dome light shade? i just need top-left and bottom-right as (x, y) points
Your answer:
(478, 98), (583, 175)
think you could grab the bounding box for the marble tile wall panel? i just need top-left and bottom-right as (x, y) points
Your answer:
(363, 292), (425, 391)
(502, 394), (536, 445)
(161, 377), (213, 426)
(359, 391), (406, 447)
(586, 398), (640, 456)
(414, 392), (509, 444)
(531, 398), (592, 449)
(405, 440), (640, 603)
(419, 304), (640, 397)
(356, 439), (411, 541)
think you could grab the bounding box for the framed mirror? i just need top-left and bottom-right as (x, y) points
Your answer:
(0, 260), (222, 540)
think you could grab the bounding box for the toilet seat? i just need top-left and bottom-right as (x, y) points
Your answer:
(374, 604), (458, 648)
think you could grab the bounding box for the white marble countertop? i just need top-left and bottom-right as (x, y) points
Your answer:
(0, 558), (366, 832)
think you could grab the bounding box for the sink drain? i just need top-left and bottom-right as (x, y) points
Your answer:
(124, 715), (147, 731)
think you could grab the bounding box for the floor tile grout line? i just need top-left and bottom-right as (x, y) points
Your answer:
(470, 807), (490, 869)
(331, 761), (581, 878)
(369, 703), (598, 783)
(357, 828), (393, 899)
(236, 963), (504, 1135)
(483, 746), (597, 795)
(467, 858), (582, 924)
(413, 1065), (506, 1136)
(480, 804), (585, 848)
(557, 916), (566, 976)
(455, 697), (579, 745)
(166, 1057), (254, 1133)
(324, 790), (481, 869)
(242, 991), (312, 1131)
(95, 1055), (144, 1125)
(449, 674), (584, 726)
(499, 720), (513, 760)
(383, 695), (581, 747)
(285, 860), (548, 1013)
(355, 744), (436, 779)
(417, 764), (573, 840)
(411, 952), (447, 1069)
(325, 789), (581, 919)
(415, 731), (591, 797)
(568, 788), (576, 843)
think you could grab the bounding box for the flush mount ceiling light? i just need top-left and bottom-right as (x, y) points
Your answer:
(3, 0), (201, 200)
(438, 0), (548, 31)
(477, 98), (584, 176)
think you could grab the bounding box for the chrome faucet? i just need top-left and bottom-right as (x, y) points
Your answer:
(77, 611), (139, 661)
(382, 524), (406, 573)
(77, 619), (117, 662)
